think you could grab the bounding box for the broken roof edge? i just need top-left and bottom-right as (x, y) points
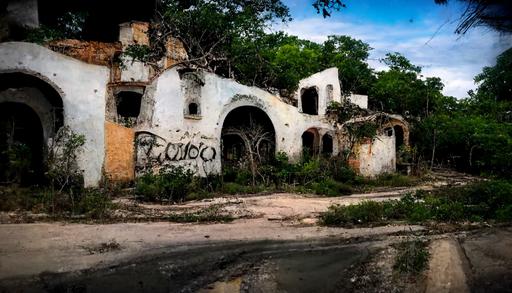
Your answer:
(343, 112), (409, 127)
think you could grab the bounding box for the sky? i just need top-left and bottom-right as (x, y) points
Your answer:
(274, 0), (512, 98)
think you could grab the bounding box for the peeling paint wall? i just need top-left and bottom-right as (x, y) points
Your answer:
(104, 121), (135, 182)
(358, 134), (396, 177)
(348, 94), (368, 109)
(0, 42), (109, 187)
(135, 67), (341, 176)
(0, 39), (406, 186)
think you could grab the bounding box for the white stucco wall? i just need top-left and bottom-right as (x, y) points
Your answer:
(358, 134), (396, 177)
(297, 68), (342, 115)
(0, 42), (109, 186)
(135, 68), (338, 176)
(348, 94), (368, 109)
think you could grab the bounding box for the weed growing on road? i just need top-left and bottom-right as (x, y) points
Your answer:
(167, 204), (234, 223)
(394, 239), (430, 275)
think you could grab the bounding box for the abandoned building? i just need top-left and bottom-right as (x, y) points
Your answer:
(0, 0), (409, 187)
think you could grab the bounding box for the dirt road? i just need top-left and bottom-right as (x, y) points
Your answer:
(0, 186), (426, 280)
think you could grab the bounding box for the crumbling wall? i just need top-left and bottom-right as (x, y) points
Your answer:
(358, 134), (396, 177)
(134, 68), (338, 177)
(0, 42), (109, 187)
(46, 40), (122, 67)
(297, 68), (342, 116)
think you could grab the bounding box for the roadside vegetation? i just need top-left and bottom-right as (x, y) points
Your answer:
(320, 180), (512, 227)
(133, 152), (420, 204)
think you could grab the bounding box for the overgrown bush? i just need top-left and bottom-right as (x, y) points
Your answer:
(320, 180), (512, 226)
(76, 189), (113, 219)
(0, 186), (113, 219)
(310, 178), (352, 196)
(135, 165), (194, 202)
(46, 126), (86, 193)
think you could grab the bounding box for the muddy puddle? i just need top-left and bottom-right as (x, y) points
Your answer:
(2, 240), (371, 293)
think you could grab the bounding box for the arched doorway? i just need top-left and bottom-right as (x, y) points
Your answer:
(322, 133), (333, 156)
(221, 106), (276, 169)
(302, 128), (320, 159)
(0, 73), (64, 185)
(393, 125), (405, 153)
(0, 103), (44, 184)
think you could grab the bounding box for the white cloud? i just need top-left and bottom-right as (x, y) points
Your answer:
(273, 17), (512, 98)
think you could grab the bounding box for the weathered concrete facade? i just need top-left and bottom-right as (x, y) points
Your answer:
(0, 23), (408, 186)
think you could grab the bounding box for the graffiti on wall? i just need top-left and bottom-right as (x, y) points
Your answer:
(135, 131), (217, 175)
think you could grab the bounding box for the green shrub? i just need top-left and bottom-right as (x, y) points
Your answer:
(320, 201), (385, 225)
(135, 166), (194, 202)
(394, 239), (430, 274)
(311, 178), (352, 196)
(366, 173), (417, 187)
(320, 180), (512, 227)
(77, 189), (113, 219)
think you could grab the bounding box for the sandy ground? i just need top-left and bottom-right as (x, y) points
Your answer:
(3, 170), (501, 292)
(0, 187), (428, 280)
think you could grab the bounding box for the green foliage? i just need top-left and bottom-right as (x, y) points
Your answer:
(24, 11), (87, 43)
(135, 165), (194, 202)
(394, 239), (430, 275)
(0, 186), (113, 219)
(310, 178), (352, 196)
(321, 201), (386, 225)
(369, 53), (443, 118)
(0, 142), (32, 184)
(320, 180), (512, 226)
(235, 33), (374, 93)
(364, 173), (418, 187)
(122, 44), (154, 64)
(46, 126), (86, 193)
(76, 189), (113, 219)
(475, 48), (512, 102)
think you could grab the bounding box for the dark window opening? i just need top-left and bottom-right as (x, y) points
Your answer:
(322, 134), (333, 156)
(0, 102), (44, 185)
(301, 87), (318, 115)
(302, 129), (319, 159)
(394, 126), (404, 152)
(384, 127), (394, 137)
(188, 103), (199, 115)
(116, 91), (142, 118)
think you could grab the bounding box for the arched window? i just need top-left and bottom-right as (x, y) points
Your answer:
(322, 134), (333, 156)
(301, 87), (318, 115)
(188, 102), (199, 115)
(302, 128), (320, 158)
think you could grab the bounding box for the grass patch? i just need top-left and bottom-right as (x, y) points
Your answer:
(167, 204), (234, 223)
(356, 173), (420, 188)
(0, 186), (113, 220)
(320, 179), (512, 226)
(394, 239), (430, 275)
(310, 178), (353, 196)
